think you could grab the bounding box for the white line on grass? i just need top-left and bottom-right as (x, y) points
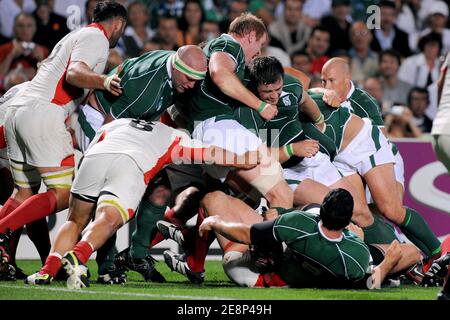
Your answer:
(0, 284), (234, 300)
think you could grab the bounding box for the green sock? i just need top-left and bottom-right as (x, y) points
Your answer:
(129, 199), (166, 260)
(362, 213), (398, 245)
(96, 232), (118, 274)
(399, 207), (441, 258)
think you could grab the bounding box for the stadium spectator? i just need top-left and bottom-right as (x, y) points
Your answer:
(219, 0), (248, 33)
(177, 0), (205, 46)
(32, 0), (70, 52)
(261, 34), (292, 67)
(320, 0), (352, 54)
(153, 15), (179, 51)
(379, 49), (412, 109)
(0, 0), (36, 39)
(363, 77), (384, 112)
(141, 38), (162, 54)
(384, 105), (424, 139)
(121, 1), (154, 58)
(432, 51), (450, 173)
(269, 0), (311, 55)
(83, 0), (101, 26)
(370, 0), (412, 58)
(203, 0), (228, 23)
(0, 13), (49, 86)
(419, 1), (450, 55)
(200, 20), (220, 43)
(398, 32), (442, 88)
(349, 21), (379, 87)
(301, 0), (332, 28)
(290, 50), (312, 77)
(396, 0), (423, 52)
(303, 25), (330, 76)
(248, 0), (278, 26)
(408, 87), (433, 133)
(155, 0), (184, 19)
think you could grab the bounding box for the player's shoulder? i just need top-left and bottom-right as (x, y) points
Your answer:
(207, 34), (242, 56)
(283, 74), (303, 92)
(352, 87), (378, 106)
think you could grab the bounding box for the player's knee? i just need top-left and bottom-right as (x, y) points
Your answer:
(201, 190), (227, 211)
(264, 180), (293, 209)
(223, 251), (260, 287)
(376, 200), (404, 223)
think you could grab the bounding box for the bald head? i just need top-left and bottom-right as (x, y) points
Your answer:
(177, 45), (208, 75)
(321, 57), (352, 102)
(172, 45), (207, 93)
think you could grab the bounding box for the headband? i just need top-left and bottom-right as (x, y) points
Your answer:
(172, 52), (206, 80)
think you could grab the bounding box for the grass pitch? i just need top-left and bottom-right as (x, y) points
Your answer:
(0, 260), (441, 300)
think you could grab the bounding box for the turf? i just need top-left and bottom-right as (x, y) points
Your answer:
(0, 260), (441, 300)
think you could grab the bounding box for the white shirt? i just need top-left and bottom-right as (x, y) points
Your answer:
(16, 24), (109, 117)
(0, 0), (36, 38)
(398, 53), (441, 88)
(87, 119), (205, 174)
(432, 52), (450, 134)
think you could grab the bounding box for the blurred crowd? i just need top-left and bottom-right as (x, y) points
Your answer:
(1, 0), (449, 139)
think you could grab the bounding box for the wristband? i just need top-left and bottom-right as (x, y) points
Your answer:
(314, 113), (324, 124)
(258, 101), (266, 113)
(103, 75), (113, 91)
(284, 144), (294, 158)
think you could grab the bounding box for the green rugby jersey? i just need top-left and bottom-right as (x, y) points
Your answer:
(274, 209), (371, 285)
(96, 50), (175, 121)
(235, 75), (337, 159)
(304, 92), (352, 151)
(346, 84), (399, 155)
(189, 34), (246, 124)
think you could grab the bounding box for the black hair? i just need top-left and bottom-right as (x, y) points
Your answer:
(407, 86), (430, 105)
(93, 1), (127, 23)
(320, 188), (354, 231)
(379, 49), (401, 65)
(248, 56), (284, 89)
(291, 49), (311, 60)
(311, 25), (330, 38)
(379, 0), (397, 10)
(178, 0), (205, 32)
(418, 32), (443, 52)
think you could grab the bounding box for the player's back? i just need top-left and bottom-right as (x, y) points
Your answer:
(22, 25), (109, 115)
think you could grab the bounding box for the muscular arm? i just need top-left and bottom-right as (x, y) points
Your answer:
(300, 92), (325, 131)
(66, 61), (107, 89)
(209, 52), (261, 110)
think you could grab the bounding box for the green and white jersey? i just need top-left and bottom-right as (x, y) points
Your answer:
(274, 209), (371, 284)
(343, 82), (398, 155)
(95, 50), (175, 121)
(304, 91), (352, 152)
(235, 75), (337, 159)
(189, 34), (246, 125)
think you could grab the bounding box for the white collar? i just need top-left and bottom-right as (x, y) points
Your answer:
(166, 54), (173, 88)
(346, 81), (356, 101)
(318, 221), (343, 242)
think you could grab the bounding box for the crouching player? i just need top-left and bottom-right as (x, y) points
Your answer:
(25, 118), (258, 288)
(194, 189), (420, 288)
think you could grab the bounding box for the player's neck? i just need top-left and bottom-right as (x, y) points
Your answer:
(319, 223), (342, 240)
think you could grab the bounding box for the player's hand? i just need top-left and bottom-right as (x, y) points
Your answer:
(346, 223), (364, 240)
(292, 140), (319, 158)
(103, 74), (122, 96)
(323, 89), (341, 108)
(199, 216), (220, 236)
(259, 103), (278, 121)
(234, 150), (260, 170)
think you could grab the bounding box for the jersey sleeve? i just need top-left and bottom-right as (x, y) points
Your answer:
(209, 38), (243, 70)
(70, 30), (108, 69)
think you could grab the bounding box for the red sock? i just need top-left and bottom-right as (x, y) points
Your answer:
(150, 231), (165, 248)
(0, 197), (20, 220)
(186, 208), (210, 273)
(0, 192), (57, 233)
(73, 241), (93, 265)
(164, 208), (184, 226)
(40, 254), (62, 278)
(423, 251), (442, 273)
